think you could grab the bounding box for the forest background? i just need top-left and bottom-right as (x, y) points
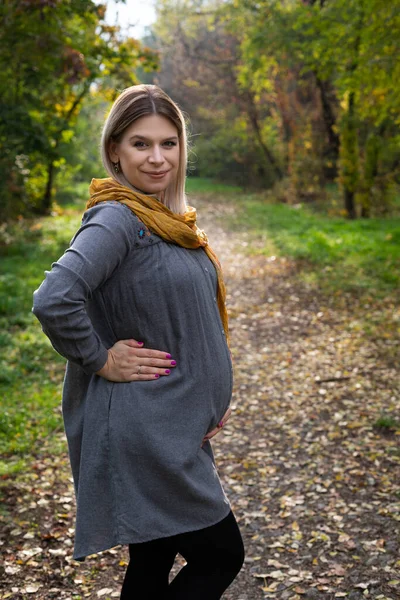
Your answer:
(1, 0), (400, 222)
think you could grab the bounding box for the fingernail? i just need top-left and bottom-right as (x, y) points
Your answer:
(170, 360), (176, 366)
(166, 353), (172, 358)
(154, 374), (160, 378)
(165, 369), (171, 374)
(138, 341), (144, 346)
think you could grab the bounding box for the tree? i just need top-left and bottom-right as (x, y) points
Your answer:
(228, 0), (400, 215)
(152, 0), (283, 188)
(0, 0), (158, 220)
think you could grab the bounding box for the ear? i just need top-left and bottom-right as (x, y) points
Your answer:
(108, 141), (119, 163)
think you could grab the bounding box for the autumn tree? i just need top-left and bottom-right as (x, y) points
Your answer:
(0, 0), (158, 220)
(226, 0), (400, 216)
(149, 0), (400, 215)
(152, 0), (284, 188)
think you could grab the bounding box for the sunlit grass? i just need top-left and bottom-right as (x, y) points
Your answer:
(230, 195), (400, 295)
(187, 177), (400, 294)
(186, 176), (242, 195)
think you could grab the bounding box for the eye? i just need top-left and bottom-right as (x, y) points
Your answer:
(163, 140), (178, 148)
(133, 141), (147, 148)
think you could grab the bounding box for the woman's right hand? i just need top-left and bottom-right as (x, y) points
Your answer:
(96, 339), (176, 382)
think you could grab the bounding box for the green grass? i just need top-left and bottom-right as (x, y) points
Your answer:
(231, 195), (400, 295)
(186, 176), (242, 195)
(185, 177), (400, 296)
(0, 210), (81, 475)
(187, 177), (400, 294)
(373, 415), (400, 432)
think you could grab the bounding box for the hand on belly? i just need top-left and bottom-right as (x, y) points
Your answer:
(96, 338), (177, 382)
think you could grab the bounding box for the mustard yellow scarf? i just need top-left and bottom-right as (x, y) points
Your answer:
(87, 178), (229, 342)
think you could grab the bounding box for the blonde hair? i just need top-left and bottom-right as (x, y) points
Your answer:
(101, 84), (188, 214)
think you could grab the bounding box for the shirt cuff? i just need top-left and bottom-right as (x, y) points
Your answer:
(82, 346), (109, 375)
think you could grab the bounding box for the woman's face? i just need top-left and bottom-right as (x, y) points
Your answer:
(109, 114), (180, 194)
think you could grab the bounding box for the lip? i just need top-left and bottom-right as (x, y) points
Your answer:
(143, 170), (170, 178)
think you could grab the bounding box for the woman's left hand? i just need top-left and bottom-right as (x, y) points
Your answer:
(202, 408), (232, 446)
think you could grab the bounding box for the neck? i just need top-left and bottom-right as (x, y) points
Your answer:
(123, 180), (165, 204)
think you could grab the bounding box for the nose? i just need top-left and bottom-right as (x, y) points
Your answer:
(148, 145), (164, 164)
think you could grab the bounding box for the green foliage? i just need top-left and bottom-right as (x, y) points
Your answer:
(357, 131), (400, 216)
(54, 181), (93, 209)
(287, 121), (326, 201)
(66, 95), (108, 183)
(191, 121), (278, 188)
(0, 0), (158, 221)
(153, 0), (283, 190)
(220, 0), (400, 215)
(373, 415), (400, 433)
(2, 0), (399, 221)
(0, 210), (81, 474)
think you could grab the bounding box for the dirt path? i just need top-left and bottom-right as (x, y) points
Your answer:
(1, 198), (399, 600)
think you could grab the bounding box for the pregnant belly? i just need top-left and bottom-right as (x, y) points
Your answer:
(107, 350), (233, 460)
(200, 354), (233, 431)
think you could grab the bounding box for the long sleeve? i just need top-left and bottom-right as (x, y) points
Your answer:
(32, 202), (134, 374)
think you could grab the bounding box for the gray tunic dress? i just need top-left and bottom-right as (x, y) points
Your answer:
(32, 202), (232, 561)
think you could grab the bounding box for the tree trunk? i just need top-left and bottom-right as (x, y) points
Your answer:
(360, 133), (380, 218)
(341, 91), (357, 219)
(315, 76), (339, 177)
(360, 202), (370, 218)
(244, 91), (284, 181)
(303, 0), (327, 7)
(340, 6), (363, 220)
(344, 187), (356, 219)
(39, 87), (89, 215)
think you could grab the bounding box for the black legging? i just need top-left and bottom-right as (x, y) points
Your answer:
(120, 510), (245, 599)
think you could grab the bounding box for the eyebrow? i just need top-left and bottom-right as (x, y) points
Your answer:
(129, 135), (179, 142)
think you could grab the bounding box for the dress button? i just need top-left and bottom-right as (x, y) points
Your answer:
(213, 297), (217, 302)
(204, 267), (208, 272)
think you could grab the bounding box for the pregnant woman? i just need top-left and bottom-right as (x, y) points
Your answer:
(33, 84), (244, 599)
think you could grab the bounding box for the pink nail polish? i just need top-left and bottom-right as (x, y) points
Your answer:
(138, 341), (144, 346)
(154, 374), (160, 378)
(171, 360), (177, 366)
(166, 353), (172, 358)
(165, 369), (171, 374)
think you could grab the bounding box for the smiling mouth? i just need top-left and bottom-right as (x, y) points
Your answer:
(144, 171), (170, 176)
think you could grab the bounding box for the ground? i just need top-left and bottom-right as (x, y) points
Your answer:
(1, 197), (399, 600)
